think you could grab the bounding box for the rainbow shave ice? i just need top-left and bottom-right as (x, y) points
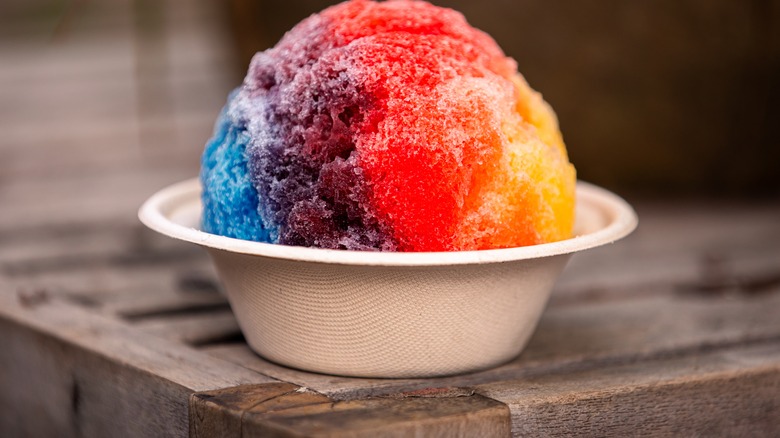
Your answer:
(200, 0), (575, 252)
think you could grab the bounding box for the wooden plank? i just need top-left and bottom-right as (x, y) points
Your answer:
(243, 395), (511, 438)
(190, 383), (510, 438)
(201, 286), (780, 400)
(0, 43), (134, 84)
(517, 292), (780, 365)
(199, 344), (389, 399)
(476, 343), (780, 437)
(0, 227), (224, 331)
(2, 261), (218, 318)
(190, 383), (329, 437)
(0, 291), (274, 392)
(0, 314), (194, 437)
(0, 161), (196, 207)
(134, 310), (241, 346)
(554, 201), (780, 299)
(1, 109), (215, 156)
(0, 75), (136, 123)
(1, 130), (201, 182)
(0, 223), (201, 268)
(0, 171), (196, 232)
(106, 285), (227, 321)
(8, 197), (769, 311)
(0, 251), (208, 302)
(0, 58), (229, 117)
(0, 291), (276, 437)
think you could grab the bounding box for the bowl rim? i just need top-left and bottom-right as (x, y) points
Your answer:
(138, 178), (637, 267)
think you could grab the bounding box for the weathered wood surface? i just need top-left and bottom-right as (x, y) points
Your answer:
(191, 384), (510, 438)
(0, 291), (276, 437)
(479, 343), (780, 437)
(201, 279), (780, 400)
(197, 203), (780, 402)
(2, 0), (780, 436)
(3, 203), (778, 437)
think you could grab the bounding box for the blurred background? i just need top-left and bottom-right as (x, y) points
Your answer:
(1, 0), (779, 226)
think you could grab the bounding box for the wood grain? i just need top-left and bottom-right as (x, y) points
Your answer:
(201, 285), (780, 401)
(477, 343), (780, 437)
(135, 310), (241, 346)
(0, 292), (271, 391)
(190, 383), (328, 438)
(554, 201), (780, 301)
(191, 383), (511, 438)
(0, 291), (275, 437)
(1, 316), (193, 437)
(2, 291), (237, 434)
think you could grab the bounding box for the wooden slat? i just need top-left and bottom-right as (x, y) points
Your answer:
(0, 291), (277, 437)
(476, 343), (780, 437)
(0, 291), (274, 391)
(201, 284), (780, 400)
(1, 110), (216, 156)
(0, 172), (195, 232)
(1, 225), (226, 334)
(1, 317), (194, 437)
(1, 129), (201, 182)
(554, 201), (780, 299)
(106, 287), (227, 321)
(243, 395), (511, 438)
(3, 261), (217, 317)
(135, 310), (241, 346)
(190, 383), (511, 438)
(190, 383), (329, 437)
(0, 224), (199, 269)
(0, 43), (134, 84)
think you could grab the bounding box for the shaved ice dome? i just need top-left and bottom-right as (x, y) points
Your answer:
(200, 0), (576, 252)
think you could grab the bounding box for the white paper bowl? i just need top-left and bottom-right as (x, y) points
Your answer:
(139, 178), (636, 378)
